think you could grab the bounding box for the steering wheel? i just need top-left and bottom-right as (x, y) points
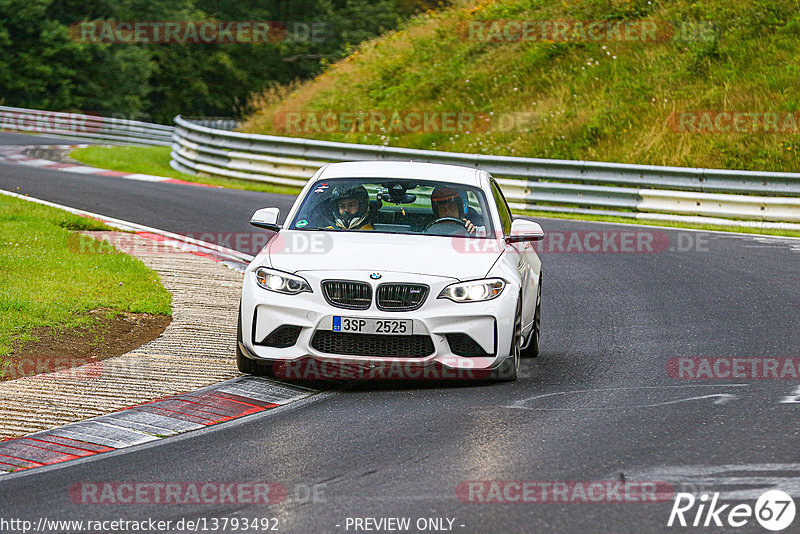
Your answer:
(424, 217), (468, 236)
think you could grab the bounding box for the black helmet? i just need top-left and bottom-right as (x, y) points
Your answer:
(431, 186), (465, 219)
(331, 184), (370, 229)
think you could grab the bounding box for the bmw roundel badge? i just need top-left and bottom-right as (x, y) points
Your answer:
(370, 273), (382, 280)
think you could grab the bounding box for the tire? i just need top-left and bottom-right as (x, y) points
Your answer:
(236, 305), (276, 377)
(521, 277), (541, 358)
(492, 298), (521, 382)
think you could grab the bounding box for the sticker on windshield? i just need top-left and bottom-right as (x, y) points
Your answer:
(296, 219), (309, 228)
(313, 183), (329, 193)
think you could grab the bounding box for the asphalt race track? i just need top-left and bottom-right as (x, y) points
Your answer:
(1, 133), (799, 533)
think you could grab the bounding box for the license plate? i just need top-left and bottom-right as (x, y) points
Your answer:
(332, 316), (412, 335)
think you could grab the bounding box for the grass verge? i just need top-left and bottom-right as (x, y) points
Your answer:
(69, 145), (303, 196)
(242, 0), (800, 172)
(0, 194), (172, 361)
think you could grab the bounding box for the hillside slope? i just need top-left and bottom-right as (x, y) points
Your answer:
(241, 0), (800, 172)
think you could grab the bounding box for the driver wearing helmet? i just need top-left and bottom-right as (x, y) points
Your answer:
(328, 184), (374, 230)
(430, 186), (477, 235)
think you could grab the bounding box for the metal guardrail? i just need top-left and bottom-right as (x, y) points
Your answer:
(180, 117), (240, 131)
(2, 107), (798, 225)
(0, 106), (173, 146)
(171, 116), (800, 225)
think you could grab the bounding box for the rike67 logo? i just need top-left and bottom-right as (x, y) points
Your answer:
(668, 490), (796, 531)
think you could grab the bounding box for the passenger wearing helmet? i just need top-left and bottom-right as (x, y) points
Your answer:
(430, 186), (478, 235)
(329, 185), (373, 230)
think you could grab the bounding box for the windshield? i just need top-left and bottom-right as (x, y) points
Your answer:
(288, 178), (495, 238)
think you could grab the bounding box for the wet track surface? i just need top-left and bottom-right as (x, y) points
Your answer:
(1, 133), (799, 533)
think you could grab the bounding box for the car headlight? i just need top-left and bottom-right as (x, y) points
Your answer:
(255, 268), (312, 295)
(438, 278), (505, 302)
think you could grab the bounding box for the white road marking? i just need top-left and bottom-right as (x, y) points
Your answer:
(780, 385), (800, 404)
(17, 158), (58, 166)
(122, 173), (170, 182)
(0, 144), (219, 189)
(752, 236), (800, 255)
(506, 384), (749, 411)
(619, 464), (800, 500)
(59, 165), (106, 174)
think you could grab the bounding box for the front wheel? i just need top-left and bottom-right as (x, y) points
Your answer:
(491, 299), (521, 381)
(236, 306), (276, 377)
(521, 277), (541, 358)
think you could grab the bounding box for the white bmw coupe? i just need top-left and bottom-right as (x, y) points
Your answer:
(237, 161), (543, 381)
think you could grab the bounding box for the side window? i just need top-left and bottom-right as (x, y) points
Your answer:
(465, 191), (481, 215)
(491, 180), (512, 235)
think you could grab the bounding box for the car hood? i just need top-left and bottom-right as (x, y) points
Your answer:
(267, 230), (503, 281)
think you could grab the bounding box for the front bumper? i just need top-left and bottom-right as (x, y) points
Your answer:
(240, 270), (518, 373)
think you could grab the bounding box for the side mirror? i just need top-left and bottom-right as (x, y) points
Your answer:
(250, 207), (281, 232)
(505, 219), (544, 243)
